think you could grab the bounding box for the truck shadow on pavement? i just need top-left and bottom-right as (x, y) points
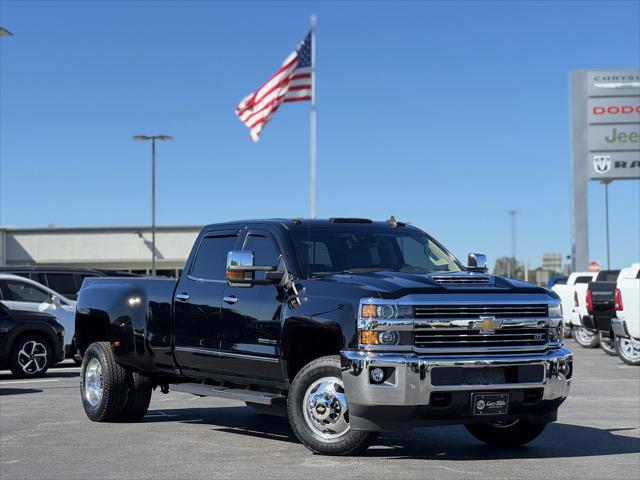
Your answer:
(0, 388), (43, 395)
(0, 371), (79, 382)
(144, 406), (640, 459)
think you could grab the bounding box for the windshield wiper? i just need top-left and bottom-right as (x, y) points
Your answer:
(312, 268), (396, 278)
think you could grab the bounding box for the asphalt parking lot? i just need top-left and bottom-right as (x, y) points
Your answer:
(1, 344), (639, 480)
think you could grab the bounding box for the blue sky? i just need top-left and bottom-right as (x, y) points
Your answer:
(1, 1), (639, 270)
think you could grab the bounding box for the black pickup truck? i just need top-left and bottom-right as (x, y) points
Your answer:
(583, 270), (621, 356)
(75, 218), (572, 455)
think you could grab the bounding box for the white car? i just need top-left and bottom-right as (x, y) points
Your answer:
(552, 271), (597, 342)
(611, 263), (640, 365)
(0, 274), (77, 360)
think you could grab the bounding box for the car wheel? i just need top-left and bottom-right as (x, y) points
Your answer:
(572, 326), (599, 348)
(598, 332), (617, 356)
(80, 342), (128, 422)
(9, 334), (52, 378)
(615, 336), (640, 366)
(287, 355), (378, 455)
(465, 419), (548, 447)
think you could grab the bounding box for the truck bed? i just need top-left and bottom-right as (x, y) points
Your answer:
(76, 276), (178, 373)
(587, 281), (617, 332)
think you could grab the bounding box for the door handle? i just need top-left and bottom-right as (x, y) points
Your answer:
(223, 295), (238, 304)
(176, 293), (190, 302)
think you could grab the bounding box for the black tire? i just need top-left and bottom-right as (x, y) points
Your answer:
(572, 326), (599, 348)
(120, 371), (153, 421)
(598, 332), (617, 356)
(80, 342), (128, 422)
(9, 334), (53, 379)
(465, 420), (548, 447)
(615, 336), (640, 366)
(287, 355), (378, 455)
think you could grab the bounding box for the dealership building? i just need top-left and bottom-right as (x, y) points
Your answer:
(0, 225), (201, 277)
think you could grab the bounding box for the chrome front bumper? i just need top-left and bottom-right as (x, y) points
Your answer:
(341, 348), (572, 409)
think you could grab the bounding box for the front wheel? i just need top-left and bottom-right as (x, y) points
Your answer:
(599, 332), (617, 356)
(465, 420), (548, 447)
(287, 355), (378, 455)
(615, 336), (640, 366)
(573, 326), (599, 348)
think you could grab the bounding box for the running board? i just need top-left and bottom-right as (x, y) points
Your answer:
(169, 383), (286, 406)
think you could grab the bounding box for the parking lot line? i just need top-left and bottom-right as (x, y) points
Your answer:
(0, 378), (61, 385)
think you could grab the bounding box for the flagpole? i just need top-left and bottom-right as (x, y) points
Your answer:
(310, 14), (317, 219)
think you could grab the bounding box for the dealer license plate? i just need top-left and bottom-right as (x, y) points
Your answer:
(472, 392), (509, 416)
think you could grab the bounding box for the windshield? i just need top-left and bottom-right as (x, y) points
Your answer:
(290, 226), (463, 278)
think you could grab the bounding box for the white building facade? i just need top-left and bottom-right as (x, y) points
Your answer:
(0, 226), (201, 277)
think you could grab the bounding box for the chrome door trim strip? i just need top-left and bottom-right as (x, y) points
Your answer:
(175, 346), (279, 363)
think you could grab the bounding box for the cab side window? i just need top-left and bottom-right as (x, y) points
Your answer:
(190, 235), (238, 281)
(243, 234), (278, 266)
(0, 280), (51, 303)
(45, 273), (78, 297)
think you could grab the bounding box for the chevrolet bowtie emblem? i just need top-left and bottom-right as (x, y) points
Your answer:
(476, 316), (503, 333)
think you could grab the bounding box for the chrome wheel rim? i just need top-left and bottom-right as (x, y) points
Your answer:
(303, 376), (350, 440)
(619, 338), (640, 361)
(17, 340), (48, 374)
(84, 358), (103, 407)
(575, 327), (595, 344)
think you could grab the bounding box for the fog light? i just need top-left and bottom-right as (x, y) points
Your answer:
(370, 367), (385, 384)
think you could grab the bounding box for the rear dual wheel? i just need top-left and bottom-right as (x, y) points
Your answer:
(81, 342), (152, 422)
(572, 326), (599, 348)
(598, 332), (617, 356)
(615, 336), (640, 366)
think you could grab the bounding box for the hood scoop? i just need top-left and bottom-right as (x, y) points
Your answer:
(430, 275), (494, 286)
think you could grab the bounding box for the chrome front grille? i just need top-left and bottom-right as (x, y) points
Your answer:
(415, 304), (548, 319)
(413, 327), (549, 351)
(413, 303), (550, 354)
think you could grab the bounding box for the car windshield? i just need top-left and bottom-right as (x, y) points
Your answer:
(290, 226), (463, 278)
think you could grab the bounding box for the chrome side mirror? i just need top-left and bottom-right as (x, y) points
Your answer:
(226, 250), (279, 287)
(468, 253), (488, 272)
(50, 295), (62, 306)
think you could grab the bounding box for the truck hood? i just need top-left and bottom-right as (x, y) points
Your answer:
(315, 271), (552, 298)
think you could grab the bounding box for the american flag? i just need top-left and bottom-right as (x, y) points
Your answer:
(236, 32), (312, 141)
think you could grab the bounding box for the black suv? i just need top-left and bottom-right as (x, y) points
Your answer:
(0, 267), (137, 300)
(0, 303), (65, 378)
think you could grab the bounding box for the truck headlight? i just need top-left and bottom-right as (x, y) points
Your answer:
(358, 300), (413, 350)
(360, 303), (413, 319)
(548, 303), (562, 317)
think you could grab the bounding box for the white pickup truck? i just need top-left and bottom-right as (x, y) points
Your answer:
(552, 271), (597, 344)
(611, 263), (640, 365)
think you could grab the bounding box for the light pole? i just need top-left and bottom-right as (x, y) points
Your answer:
(602, 180), (612, 269)
(133, 135), (173, 276)
(508, 210), (517, 278)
